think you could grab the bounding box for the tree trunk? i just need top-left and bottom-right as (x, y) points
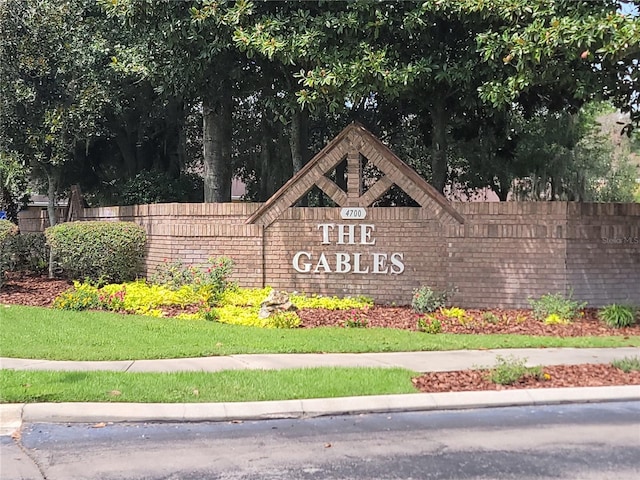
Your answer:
(430, 99), (448, 193)
(258, 118), (273, 202)
(202, 95), (233, 203)
(171, 99), (186, 179)
(290, 108), (309, 206)
(290, 109), (309, 174)
(46, 171), (58, 279)
(493, 156), (511, 201)
(115, 128), (138, 179)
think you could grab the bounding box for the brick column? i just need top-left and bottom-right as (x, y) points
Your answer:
(346, 149), (362, 206)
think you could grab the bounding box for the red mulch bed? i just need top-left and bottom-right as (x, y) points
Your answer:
(412, 364), (640, 393)
(0, 272), (72, 307)
(297, 306), (640, 337)
(2, 273), (639, 391)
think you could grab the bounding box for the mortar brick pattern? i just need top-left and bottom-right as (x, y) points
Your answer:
(19, 200), (639, 308)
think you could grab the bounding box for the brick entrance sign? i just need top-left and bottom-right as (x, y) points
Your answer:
(246, 123), (464, 303)
(19, 124), (640, 307)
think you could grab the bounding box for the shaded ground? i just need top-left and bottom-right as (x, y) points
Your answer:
(0, 272), (71, 307)
(2, 273), (639, 392)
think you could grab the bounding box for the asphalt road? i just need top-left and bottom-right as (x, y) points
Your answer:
(4, 402), (640, 480)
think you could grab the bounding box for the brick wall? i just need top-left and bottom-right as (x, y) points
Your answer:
(263, 208), (446, 304)
(565, 203), (640, 306)
(444, 202), (639, 307)
(80, 203), (264, 288)
(20, 201), (640, 308)
(17, 208), (66, 233)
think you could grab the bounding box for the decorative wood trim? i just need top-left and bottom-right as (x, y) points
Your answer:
(358, 176), (394, 207)
(246, 122), (464, 226)
(315, 176), (347, 206)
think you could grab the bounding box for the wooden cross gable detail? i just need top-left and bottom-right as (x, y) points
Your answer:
(246, 122), (464, 227)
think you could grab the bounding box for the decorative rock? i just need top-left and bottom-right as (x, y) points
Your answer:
(259, 290), (297, 319)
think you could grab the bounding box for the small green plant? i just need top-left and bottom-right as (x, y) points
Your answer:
(529, 292), (586, 323)
(151, 256), (234, 304)
(440, 307), (465, 319)
(543, 313), (571, 325)
(488, 355), (543, 385)
(99, 287), (127, 312)
(598, 304), (637, 328)
(411, 286), (448, 313)
(344, 309), (368, 328)
(199, 305), (220, 322)
(482, 312), (500, 324)
(611, 356), (640, 373)
(53, 282), (101, 311)
(440, 306), (472, 325)
(417, 315), (442, 334)
(266, 311), (301, 329)
(150, 259), (194, 289)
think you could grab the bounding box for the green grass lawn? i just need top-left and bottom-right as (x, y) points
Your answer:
(1, 305), (638, 361)
(0, 367), (417, 403)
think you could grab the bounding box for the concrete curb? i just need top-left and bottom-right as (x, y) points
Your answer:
(12, 385), (640, 425)
(3, 348), (640, 436)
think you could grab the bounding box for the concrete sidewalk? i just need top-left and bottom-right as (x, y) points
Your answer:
(3, 347), (640, 373)
(1, 347), (640, 436)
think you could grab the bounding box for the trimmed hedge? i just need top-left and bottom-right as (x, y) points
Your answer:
(0, 219), (19, 288)
(2, 232), (49, 274)
(45, 221), (146, 284)
(0, 219), (18, 242)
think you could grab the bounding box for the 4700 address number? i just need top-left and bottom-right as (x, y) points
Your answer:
(340, 207), (366, 219)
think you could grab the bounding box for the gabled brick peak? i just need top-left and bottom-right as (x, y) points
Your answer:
(246, 122), (464, 227)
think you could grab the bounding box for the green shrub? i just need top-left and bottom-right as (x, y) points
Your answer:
(151, 257), (234, 304)
(528, 292), (586, 323)
(611, 356), (640, 373)
(0, 219), (18, 243)
(411, 286), (448, 313)
(417, 315), (442, 334)
(45, 221), (146, 284)
(0, 219), (19, 288)
(482, 312), (500, 324)
(598, 304), (637, 328)
(488, 355), (543, 385)
(2, 232), (49, 274)
(149, 259), (194, 289)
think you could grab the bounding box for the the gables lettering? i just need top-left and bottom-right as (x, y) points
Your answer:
(292, 223), (405, 275)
